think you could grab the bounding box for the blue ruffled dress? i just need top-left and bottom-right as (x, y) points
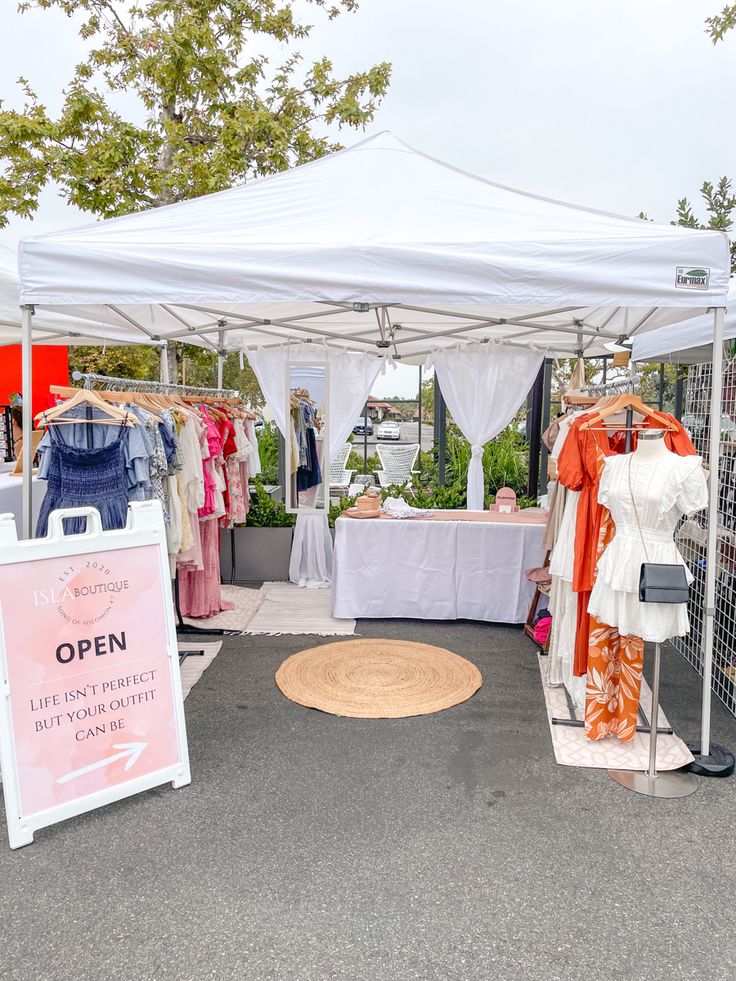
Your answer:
(36, 424), (130, 536)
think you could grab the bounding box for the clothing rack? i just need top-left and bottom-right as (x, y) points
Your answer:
(54, 372), (251, 643)
(581, 378), (634, 398)
(70, 370), (239, 400)
(550, 387), (668, 737)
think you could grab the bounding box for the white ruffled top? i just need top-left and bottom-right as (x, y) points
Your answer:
(588, 451), (708, 642)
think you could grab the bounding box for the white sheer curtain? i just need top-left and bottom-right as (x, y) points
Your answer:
(246, 344), (384, 587)
(426, 343), (544, 510)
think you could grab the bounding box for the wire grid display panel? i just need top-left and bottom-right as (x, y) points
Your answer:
(673, 359), (736, 717)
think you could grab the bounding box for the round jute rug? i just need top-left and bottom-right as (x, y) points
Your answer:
(275, 638), (482, 718)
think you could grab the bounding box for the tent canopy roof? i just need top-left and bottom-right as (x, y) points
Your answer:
(17, 132), (731, 358)
(631, 279), (736, 364)
(0, 246), (142, 348)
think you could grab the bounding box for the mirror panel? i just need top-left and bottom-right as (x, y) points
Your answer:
(285, 362), (329, 514)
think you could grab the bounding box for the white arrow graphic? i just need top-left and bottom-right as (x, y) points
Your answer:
(56, 742), (148, 785)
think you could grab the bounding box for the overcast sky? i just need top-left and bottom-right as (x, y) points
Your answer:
(1, 1), (734, 396)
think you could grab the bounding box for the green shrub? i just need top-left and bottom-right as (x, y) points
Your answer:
(244, 480), (296, 528)
(256, 422), (280, 485)
(442, 424), (528, 494)
(347, 449), (380, 476)
(328, 481), (538, 526)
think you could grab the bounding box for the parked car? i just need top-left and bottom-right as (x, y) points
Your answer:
(353, 416), (373, 435)
(376, 419), (401, 440)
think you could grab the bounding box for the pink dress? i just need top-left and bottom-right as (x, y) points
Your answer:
(178, 407), (234, 618)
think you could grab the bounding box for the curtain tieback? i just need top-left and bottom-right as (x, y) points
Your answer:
(470, 444), (484, 458)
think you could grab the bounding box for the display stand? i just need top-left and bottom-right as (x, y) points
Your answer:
(551, 690), (673, 736)
(173, 569), (224, 645)
(524, 550), (551, 650)
(524, 579), (551, 651)
(609, 643), (699, 798)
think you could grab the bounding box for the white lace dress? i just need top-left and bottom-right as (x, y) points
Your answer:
(587, 452), (708, 643)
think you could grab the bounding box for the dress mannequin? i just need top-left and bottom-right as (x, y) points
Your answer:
(632, 428), (671, 461)
(587, 436), (708, 642)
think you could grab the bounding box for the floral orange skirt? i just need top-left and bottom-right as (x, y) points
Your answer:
(584, 509), (644, 742)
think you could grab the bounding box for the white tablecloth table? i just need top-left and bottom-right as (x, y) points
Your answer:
(0, 472), (46, 538)
(333, 510), (546, 623)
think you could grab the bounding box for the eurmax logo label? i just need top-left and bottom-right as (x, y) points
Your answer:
(675, 266), (710, 290)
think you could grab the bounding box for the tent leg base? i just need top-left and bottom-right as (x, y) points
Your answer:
(684, 741), (735, 778)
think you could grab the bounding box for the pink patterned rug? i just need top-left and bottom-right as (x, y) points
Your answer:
(538, 655), (694, 771)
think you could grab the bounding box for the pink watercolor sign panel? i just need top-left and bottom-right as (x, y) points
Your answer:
(0, 544), (179, 817)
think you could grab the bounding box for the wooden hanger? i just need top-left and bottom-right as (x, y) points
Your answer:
(580, 393), (677, 432)
(48, 384), (252, 416)
(37, 388), (138, 427)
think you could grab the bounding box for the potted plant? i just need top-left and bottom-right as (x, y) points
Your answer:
(220, 481), (296, 582)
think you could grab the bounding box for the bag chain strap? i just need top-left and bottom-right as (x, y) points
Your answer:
(627, 454), (651, 563)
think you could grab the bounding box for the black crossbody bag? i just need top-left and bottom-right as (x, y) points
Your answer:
(628, 455), (690, 605)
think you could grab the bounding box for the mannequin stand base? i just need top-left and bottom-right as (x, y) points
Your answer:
(609, 768), (699, 798)
(684, 742), (735, 778)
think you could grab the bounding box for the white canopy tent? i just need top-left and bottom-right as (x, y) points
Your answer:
(631, 280), (736, 364)
(15, 130), (732, 757)
(17, 132), (729, 358)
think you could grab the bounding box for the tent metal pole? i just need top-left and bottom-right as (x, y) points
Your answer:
(21, 305), (34, 539)
(701, 306), (725, 757)
(434, 379), (446, 487)
(172, 304), (378, 347)
(217, 330), (225, 389)
(278, 432), (286, 504)
(417, 366), (423, 458)
(363, 401), (368, 475)
(674, 367), (685, 421)
(539, 358), (553, 497)
(159, 343), (170, 384)
(107, 304), (158, 338)
(658, 362), (665, 411)
(527, 362), (544, 498)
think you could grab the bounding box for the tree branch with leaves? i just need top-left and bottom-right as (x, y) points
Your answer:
(1, 0), (391, 223)
(639, 176), (736, 274)
(706, 4), (736, 42)
(3, 0), (391, 386)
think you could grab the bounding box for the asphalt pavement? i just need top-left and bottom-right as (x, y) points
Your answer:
(2, 621), (735, 981)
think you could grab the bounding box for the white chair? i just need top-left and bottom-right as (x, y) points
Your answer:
(375, 443), (420, 489)
(329, 443), (356, 496)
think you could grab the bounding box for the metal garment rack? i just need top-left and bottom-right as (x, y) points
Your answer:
(69, 371), (241, 645)
(581, 379), (632, 399)
(550, 375), (636, 731)
(71, 370), (239, 399)
(548, 376), (700, 795)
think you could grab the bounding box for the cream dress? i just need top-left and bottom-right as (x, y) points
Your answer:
(547, 416), (586, 710)
(588, 451), (708, 643)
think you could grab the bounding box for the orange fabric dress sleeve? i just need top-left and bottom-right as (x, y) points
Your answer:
(557, 420), (584, 491)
